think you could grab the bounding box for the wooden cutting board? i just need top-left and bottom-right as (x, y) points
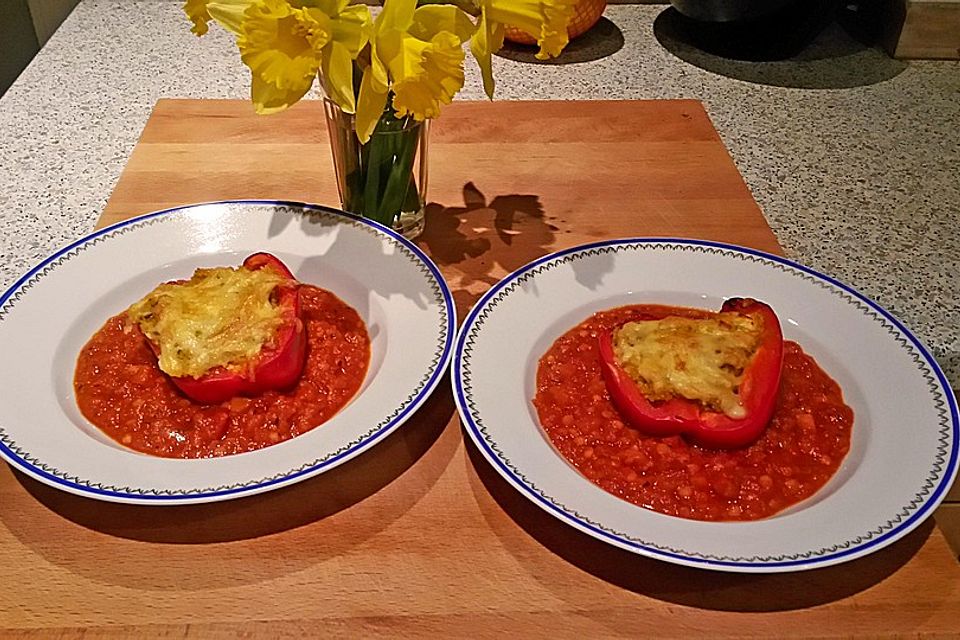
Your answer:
(99, 99), (783, 320)
(3, 99), (958, 637)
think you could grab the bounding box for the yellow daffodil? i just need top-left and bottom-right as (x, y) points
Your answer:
(191, 0), (370, 114)
(237, 0), (321, 114)
(355, 0), (475, 143)
(386, 29), (465, 121)
(471, 0), (577, 98)
(187, 0), (574, 140)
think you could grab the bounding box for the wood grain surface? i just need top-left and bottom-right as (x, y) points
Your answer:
(3, 99), (958, 638)
(884, 0), (960, 60)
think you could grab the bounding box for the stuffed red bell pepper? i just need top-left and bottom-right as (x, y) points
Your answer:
(127, 252), (307, 404)
(598, 298), (784, 449)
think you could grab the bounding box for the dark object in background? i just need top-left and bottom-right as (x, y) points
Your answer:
(667, 0), (842, 61)
(671, 0), (795, 22)
(836, 0), (888, 46)
(0, 0), (40, 98)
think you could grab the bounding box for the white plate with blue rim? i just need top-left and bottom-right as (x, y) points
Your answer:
(453, 238), (958, 573)
(0, 201), (455, 505)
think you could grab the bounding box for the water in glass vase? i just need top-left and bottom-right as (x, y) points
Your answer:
(324, 98), (429, 239)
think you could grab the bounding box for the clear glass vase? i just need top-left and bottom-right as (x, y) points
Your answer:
(323, 98), (429, 239)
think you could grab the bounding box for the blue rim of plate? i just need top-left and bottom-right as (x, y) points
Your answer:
(453, 238), (959, 570)
(0, 200), (456, 502)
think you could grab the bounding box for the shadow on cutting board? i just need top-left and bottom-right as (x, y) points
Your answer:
(417, 182), (617, 321)
(417, 182), (559, 319)
(464, 436), (931, 613)
(7, 377), (456, 544)
(2, 382), (457, 590)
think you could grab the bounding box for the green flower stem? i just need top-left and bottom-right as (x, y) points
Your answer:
(379, 127), (419, 222)
(341, 128), (365, 214)
(331, 97), (424, 228)
(402, 174), (421, 214)
(361, 134), (387, 224)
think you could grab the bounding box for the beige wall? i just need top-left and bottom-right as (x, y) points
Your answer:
(28, 0), (81, 46)
(0, 0), (78, 96)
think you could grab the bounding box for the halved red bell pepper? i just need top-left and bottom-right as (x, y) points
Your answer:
(598, 298), (784, 449)
(148, 252), (307, 404)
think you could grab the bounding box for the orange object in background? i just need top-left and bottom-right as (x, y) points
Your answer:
(503, 0), (607, 45)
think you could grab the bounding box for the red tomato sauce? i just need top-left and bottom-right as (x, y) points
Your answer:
(533, 305), (853, 521)
(75, 285), (370, 458)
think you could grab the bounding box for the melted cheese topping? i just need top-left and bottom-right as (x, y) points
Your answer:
(127, 266), (289, 379)
(613, 312), (763, 419)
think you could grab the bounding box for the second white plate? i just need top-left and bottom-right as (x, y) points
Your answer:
(454, 238), (958, 572)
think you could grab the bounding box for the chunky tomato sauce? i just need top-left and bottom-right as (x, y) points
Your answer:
(75, 286), (369, 458)
(533, 305), (853, 521)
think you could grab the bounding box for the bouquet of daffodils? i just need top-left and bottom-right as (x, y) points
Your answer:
(184, 0), (578, 230)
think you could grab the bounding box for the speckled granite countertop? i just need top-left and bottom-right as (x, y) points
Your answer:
(0, 0), (958, 387)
